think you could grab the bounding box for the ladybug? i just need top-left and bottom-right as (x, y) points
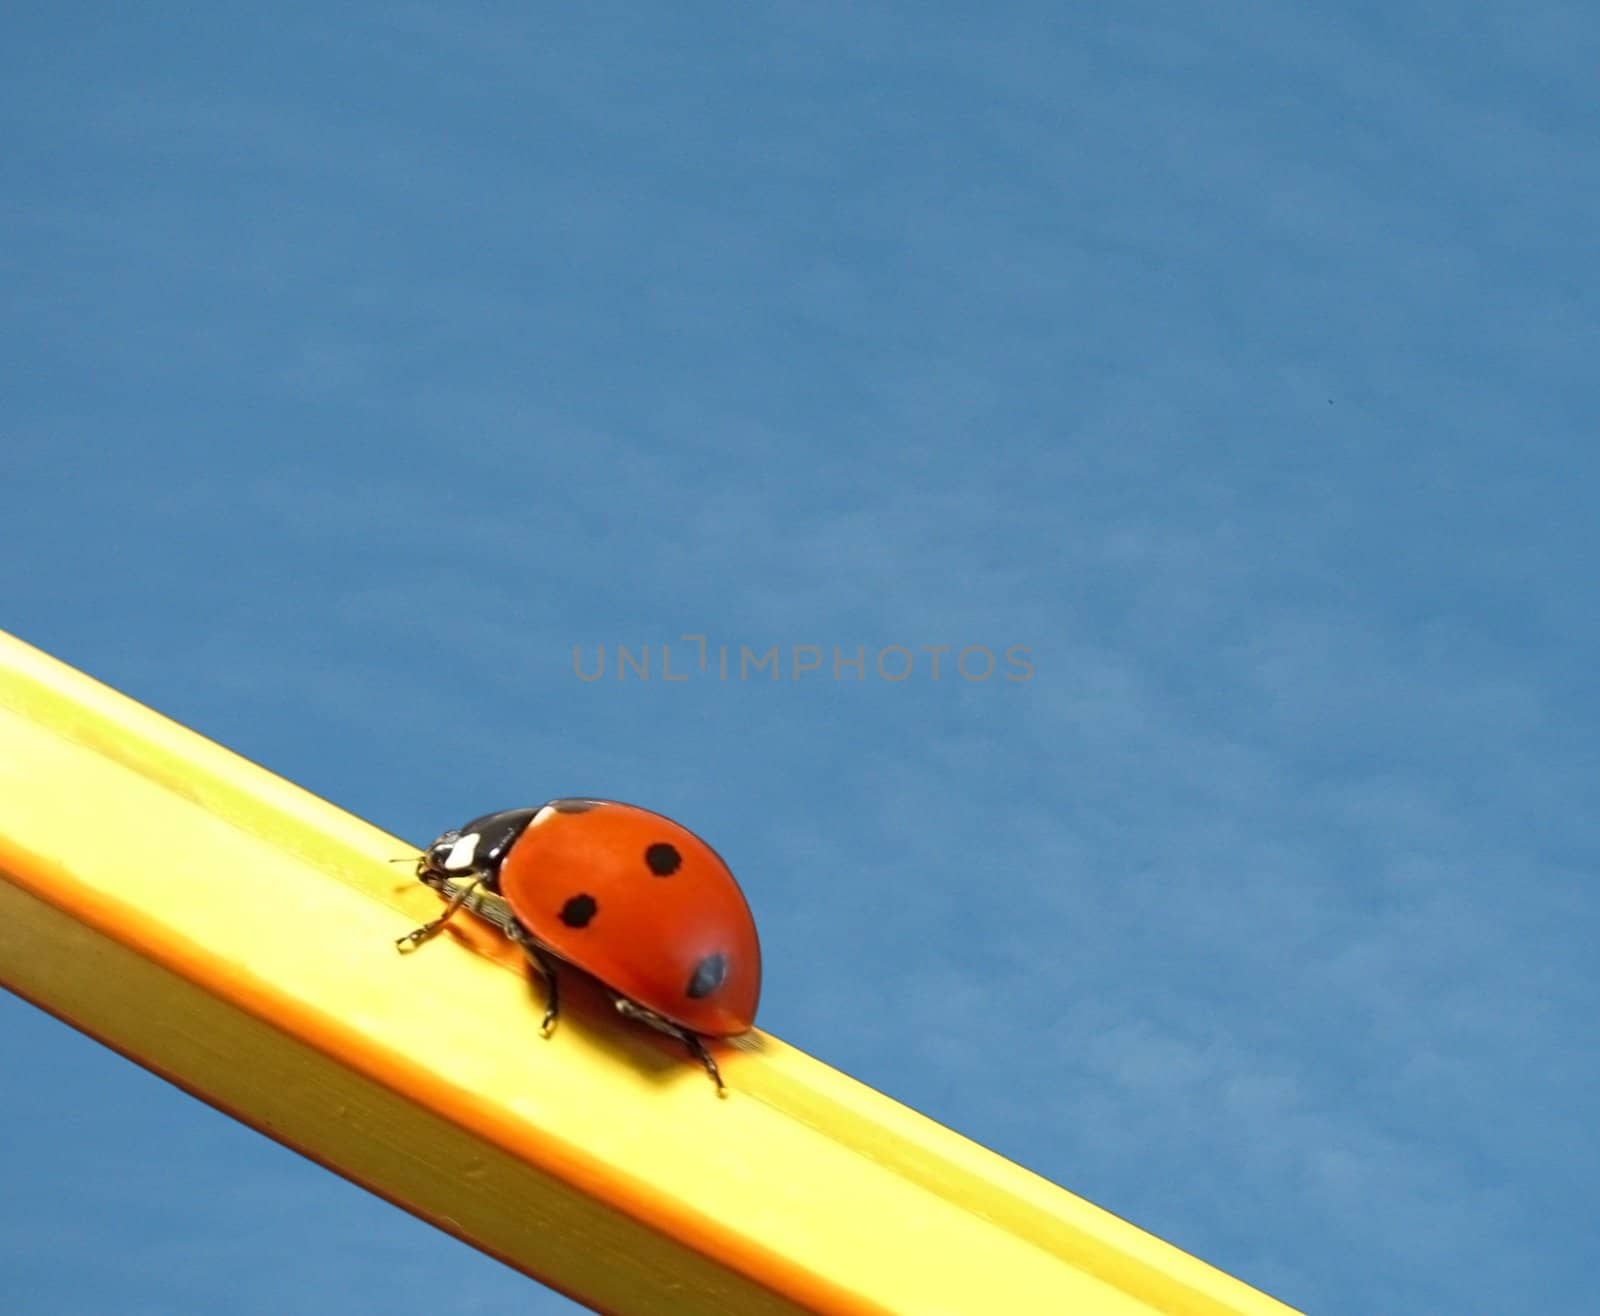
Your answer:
(395, 798), (760, 1092)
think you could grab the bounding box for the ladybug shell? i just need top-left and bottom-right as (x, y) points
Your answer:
(499, 800), (760, 1037)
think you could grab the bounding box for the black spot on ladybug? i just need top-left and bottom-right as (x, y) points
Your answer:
(686, 952), (727, 998)
(559, 894), (598, 928)
(551, 799), (599, 814)
(645, 842), (682, 877)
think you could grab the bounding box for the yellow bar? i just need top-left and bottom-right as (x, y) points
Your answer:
(0, 629), (1303, 1315)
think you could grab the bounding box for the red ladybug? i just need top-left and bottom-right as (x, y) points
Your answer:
(395, 798), (760, 1091)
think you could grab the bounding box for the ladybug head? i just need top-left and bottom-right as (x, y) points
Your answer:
(416, 829), (467, 887)
(416, 807), (542, 891)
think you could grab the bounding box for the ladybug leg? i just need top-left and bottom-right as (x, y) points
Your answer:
(505, 922), (561, 1037)
(613, 999), (726, 1095)
(682, 1033), (726, 1096)
(394, 877), (483, 951)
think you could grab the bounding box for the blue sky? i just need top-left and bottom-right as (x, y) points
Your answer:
(3, 5), (1597, 1312)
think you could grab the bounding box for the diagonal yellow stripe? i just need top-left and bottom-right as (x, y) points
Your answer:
(0, 628), (1303, 1315)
